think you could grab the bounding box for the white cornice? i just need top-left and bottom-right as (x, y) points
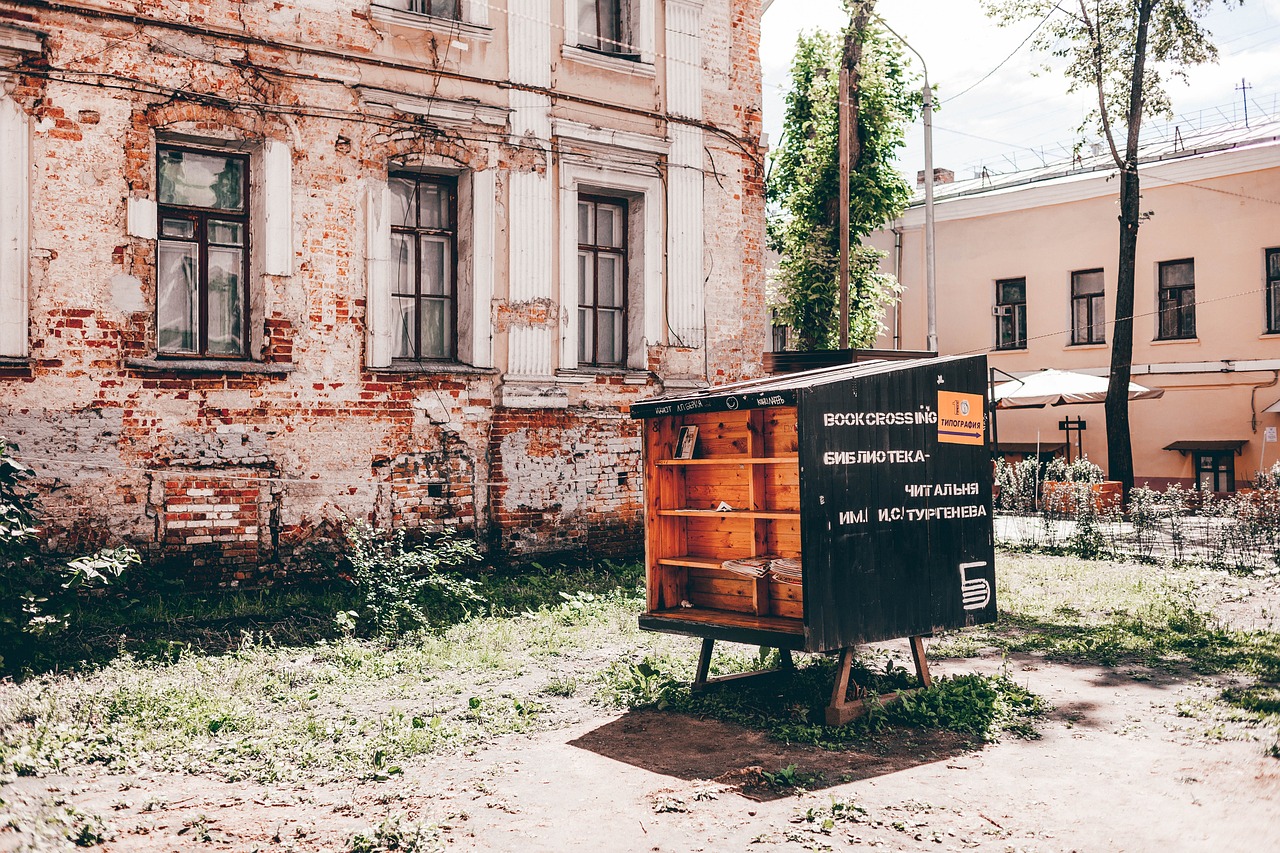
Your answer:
(358, 86), (509, 129)
(0, 23), (43, 67)
(551, 118), (669, 156)
(560, 44), (656, 78)
(369, 4), (493, 42)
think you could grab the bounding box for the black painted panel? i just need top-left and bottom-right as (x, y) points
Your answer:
(797, 356), (996, 651)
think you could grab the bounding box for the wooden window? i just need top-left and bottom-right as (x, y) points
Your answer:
(378, 0), (461, 19)
(156, 146), (250, 358)
(577, 196), (628, 367)
(1194, 450), (1234, 493)
(994, 277), (1026, 350)
(577, 0), (627, 53)
(1266, 249), (1280, 334)
(1070, 269), (1105, 345)
(389, 174), (458, 362)
(1158, 258), (1196, 340)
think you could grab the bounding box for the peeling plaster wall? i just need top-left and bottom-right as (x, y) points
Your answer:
(0, 0), (765, 584)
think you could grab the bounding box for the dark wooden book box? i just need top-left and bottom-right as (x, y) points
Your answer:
(629, 355), (998, 722)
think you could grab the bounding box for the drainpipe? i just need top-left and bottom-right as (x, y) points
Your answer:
(891, 225), (903, 349)
(1250, 370), (1279, 433)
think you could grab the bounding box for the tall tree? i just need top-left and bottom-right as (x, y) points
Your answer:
(767, 3), (918, 351)
(984, 0), (1240, 494)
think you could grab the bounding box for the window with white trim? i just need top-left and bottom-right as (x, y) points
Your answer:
(389, 174), (458, 361)
(577, 195), (628, 366)
(565, 0), (653, 62)
(0, 94), (30, 359)
(1265, 248), (1280, 334)
(375, 0), (460, 20)
(156, 146), (251, 358)
(1070, 268), (1105, 345)
(1157, 258), (1196, 340)
(366, 166), (494, 370)
(994, 277), (1026, 350)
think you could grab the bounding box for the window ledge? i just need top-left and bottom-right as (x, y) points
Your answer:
(369, 4), (493, 42)
(989, 347), (1028, 355)
(124, 357), (295, 376)
(370, 361), (497, 376)
(561, 44), (656, 77)
(1065, 342), (1108, 350)
(1150, 337), (1199, 346)
(556, 368), (655, 385)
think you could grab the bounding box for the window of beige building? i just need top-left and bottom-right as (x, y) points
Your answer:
(1195, 450), (1234, 493)
(1070, 269), (1105, 345)
(1157, 258), (1196, 340)
(1266, 248), (1280, 334)
(994, 277), (1027, 350)
(576, 0), (640, 56)
(376, 0), (460, 20)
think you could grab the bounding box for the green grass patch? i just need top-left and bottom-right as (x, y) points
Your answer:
(595, 652), (1046, 748)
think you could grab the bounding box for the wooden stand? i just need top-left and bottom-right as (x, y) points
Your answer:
(690, 638), (795, 692)
(824, 635), (933, 726)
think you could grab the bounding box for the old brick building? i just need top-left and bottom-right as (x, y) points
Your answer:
(0, 0), (768, 583)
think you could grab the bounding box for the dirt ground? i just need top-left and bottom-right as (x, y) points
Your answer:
(4, 646), (1278, 853)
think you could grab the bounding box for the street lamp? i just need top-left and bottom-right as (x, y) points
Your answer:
(873, 16), (937, 353)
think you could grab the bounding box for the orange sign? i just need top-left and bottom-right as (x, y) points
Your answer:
(938, 391), (985, 446)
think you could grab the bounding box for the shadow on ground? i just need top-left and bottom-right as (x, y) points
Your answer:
(569, 708), (975, 801)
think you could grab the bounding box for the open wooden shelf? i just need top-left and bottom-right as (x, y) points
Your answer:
(655, 457), (798, 467)
(642, 406), (804, 628)
(656, 508), (799, 519)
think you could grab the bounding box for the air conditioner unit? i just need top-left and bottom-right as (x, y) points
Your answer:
(992, 305), (1012, 317)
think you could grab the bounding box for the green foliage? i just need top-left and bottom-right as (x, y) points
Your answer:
(341, 521), (482, 637)
(1, 439), (139, 673)
(767, 17), (917, 350)
(983, 0), (1236, 152)
(348, 815), (444, 853)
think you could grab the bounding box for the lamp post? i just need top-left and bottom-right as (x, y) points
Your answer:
(874, 17), (937, 353)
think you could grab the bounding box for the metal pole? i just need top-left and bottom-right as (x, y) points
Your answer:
(922, 78), (937, 353)
(838, 66), (851, 350)
(872, 15), (936, 353)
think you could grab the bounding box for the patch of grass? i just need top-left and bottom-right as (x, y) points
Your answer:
(0, 574), (654, 784)
(594, 652), (1045, 748)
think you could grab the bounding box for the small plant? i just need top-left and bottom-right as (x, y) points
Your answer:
(348, 814), (443, 853)
(994, 456), (1041, 513)
(341, 520), (482, 637)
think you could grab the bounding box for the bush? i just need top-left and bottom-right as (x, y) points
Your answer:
(341, 520), (482, 637)
(1, 439), (138, 673)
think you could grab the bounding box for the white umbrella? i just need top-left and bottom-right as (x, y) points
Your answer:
(990, 368), (1164, 409)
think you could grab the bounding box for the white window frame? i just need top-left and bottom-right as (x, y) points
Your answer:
(0, 92), (30, 358)
(562, 0), (655, 64)
(558, 162), (662, 372)
(370, 0), (491, 37)
(128, 133), (293, 361)
(366, 163), (494, 370)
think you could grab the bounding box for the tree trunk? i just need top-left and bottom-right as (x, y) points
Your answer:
(1104, 0), (1154, 499)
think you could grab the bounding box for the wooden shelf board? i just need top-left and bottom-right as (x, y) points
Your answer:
(657, 509), (799, 519)
(657, 555), (727, 570)
(655, 457), (798, 467)
(640, 607), (806, 650)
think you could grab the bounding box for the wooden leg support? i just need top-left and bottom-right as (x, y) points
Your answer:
(690, 639), (797, 693)
(825, 636), (932, 727)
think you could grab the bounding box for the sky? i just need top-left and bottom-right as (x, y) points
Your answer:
(760, 0), (1280, 182)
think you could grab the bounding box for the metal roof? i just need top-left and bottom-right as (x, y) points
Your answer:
(629, 354), (978, 419)
(910, 118), (1280, 207)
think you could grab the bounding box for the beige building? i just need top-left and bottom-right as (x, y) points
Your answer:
(0, 0), (768, 582)
(870, 122), (1280, 491)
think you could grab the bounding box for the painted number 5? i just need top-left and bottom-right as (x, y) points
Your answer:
(959, 561), (991, 611)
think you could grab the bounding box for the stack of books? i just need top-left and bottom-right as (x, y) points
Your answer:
(769, 557), (803, 585)
(719, 556), (774, 578)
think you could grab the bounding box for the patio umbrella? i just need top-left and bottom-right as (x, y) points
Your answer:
(990, 368), (1164, 409)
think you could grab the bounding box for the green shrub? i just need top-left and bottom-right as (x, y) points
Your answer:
(341, 520), (482, 637)
(1, 439), (138, 673)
